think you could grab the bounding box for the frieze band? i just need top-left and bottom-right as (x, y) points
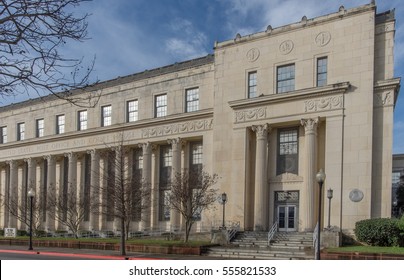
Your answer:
(141, 119), (213, 138)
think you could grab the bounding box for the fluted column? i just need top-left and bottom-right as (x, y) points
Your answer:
(45, 155), (56, 231)
(301, 118), (319, 230)
(139, 143), (152, 230)
(168, 138), (183, 230)
(7, 160), (18, 228)
(251, 124), (270, 231)
(88, 149), (99, 231)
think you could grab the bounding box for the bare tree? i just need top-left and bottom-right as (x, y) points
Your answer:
(0, 0), (99, 107)
(167, 169), (218, 242)
(1, 186), (45, 236)
(47, 183), (91, 238)
(92, 136), (151, 255)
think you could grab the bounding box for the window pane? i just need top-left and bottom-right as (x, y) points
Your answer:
(186, 88), (199, 112)
(155, 94), (167, 117)
(317, 57), (327, 87)
(127, 100), (138, 122)
(57, 115), (65, 134)
(102, 105), (112, 127)
(248, 72), (257, 98)
(0, 127), (7, 143)
(277, 64), (295, 93)
(37, 119), (44, 137)
(277, 128), (298, 175)
(78, 111), (87, 130)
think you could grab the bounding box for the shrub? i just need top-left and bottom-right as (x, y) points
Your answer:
(355, 218), (401, 247)
(17, 230), (28, 236)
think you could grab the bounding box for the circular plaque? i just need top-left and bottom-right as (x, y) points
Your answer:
(279, 40), (294, 55)
(246, 48), (260, 62)
(349, 189), (364, 202)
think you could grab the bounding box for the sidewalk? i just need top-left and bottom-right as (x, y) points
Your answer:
(0, 244), (225, 260)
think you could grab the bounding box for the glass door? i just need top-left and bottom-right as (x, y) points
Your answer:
(277, 205), (297, 232)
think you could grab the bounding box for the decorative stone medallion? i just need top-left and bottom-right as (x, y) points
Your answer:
(246, 48), (260, 62)
(279, 40), (294, 55)
(349, 189), (364, 202)
(315, 31), (331, 47)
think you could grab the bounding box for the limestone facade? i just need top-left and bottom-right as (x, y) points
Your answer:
(0, 3), (400, 235)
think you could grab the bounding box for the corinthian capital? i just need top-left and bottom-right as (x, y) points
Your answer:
(251, 124), (270, 139)
(301, 117), (319, 133)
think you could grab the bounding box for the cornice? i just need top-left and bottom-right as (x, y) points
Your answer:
(229, 82), (350, 110)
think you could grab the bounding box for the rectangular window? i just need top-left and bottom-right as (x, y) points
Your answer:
(127, 100), (138, 122)
(190, 142), (203, 220)
(186, 88), (199, 112)
(131, 148), (143, 221)
(101, 105), (112, 127)
(317, 57), (327, 87)
(0, 126), (7, 144)
(277, 64), (295, 93)
(78, 110), (87, 131)
(248, 71), (257, 98)
(36, 119), (44, 138)
(56, 115), (65, 134)
(159, 145), (172, 221)
(155, 94), (167, 117)
(17, 122), (25, 141)
(277, 128), (298, 175)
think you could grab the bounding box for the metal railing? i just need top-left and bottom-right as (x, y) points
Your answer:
(313, 222), (319, 257)
(267, 220), (278, 246)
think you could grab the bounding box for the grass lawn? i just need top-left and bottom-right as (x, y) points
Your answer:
(326, 246), (404, 255)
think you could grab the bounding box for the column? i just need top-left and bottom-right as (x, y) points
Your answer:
(7, 160), (18, 228)
(151, 145), (159, 231)
(168, 138), (183, 231)
(140, 142), (152, 230)
(25, 158), (37, 190)
(301, 118), (319, 230)
(88, 149), (100, 231)
(251, 124), (270, 231)
(45, 155), (56, 231)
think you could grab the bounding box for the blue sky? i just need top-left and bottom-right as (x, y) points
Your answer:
(3, 0), (404, 153)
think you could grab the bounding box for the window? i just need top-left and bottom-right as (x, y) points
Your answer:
(277, 64), (295, 93)
(127, 100), (138, 122)
(186, 88), (199, 112)
(190, 142), (203, 220)
(56, 115), (65, 134)
(78, 110), (87, 131)
(0, 126), (7, 144)
(159, 145), (172, 221)
(101, 105), (112, 127)
(17, 122), (25, 141)
(248, 71), (257, 98)
(317, 57), (328, 87)
(155, 94), (167, 117)
(36, 119), (44, 137)
(277, 128), (298, 175)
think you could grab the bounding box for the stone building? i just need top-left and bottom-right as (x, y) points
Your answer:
(0, 3), (400, 236)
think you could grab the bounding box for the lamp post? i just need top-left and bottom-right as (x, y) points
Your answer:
(327, 189), (333, 229)
(27, 188), (35, 251)
(315, 169), (326, 260)
(221, 193), (227, 229)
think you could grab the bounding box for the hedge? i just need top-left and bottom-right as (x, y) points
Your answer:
(355, 218), (403, 247)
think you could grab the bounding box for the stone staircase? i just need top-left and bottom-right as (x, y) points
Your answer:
(204, 231), (315, 260)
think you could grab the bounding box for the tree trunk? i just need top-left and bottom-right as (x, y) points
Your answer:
(120, 217), (126, 255)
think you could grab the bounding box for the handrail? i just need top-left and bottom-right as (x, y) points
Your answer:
(267, 219), (278, 246)
(313, 222), (318, 257)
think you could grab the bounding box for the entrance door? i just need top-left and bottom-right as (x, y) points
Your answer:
(277, 205), (297, 232)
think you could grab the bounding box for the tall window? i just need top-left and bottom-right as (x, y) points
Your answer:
(78, 110), (87, 131)
(0, 126), (7, 144)
(317, 57), (328, 87)
(56, 115), (65, 134)
(101, 105), (112, 127)
(36, 119), (44, 137)
(131, 148), (143, 221)
(248, 71), (257, 98)
(127, 100), (138, 122)
(17, 122), (25, 141)
(186, 88), (199, 112)
(159, 145), (172, 221)
(277, 128), (298, 175)
(155, 94), (167, 117)
(277, 64), (295, 93)
(190, 142), (203, 220)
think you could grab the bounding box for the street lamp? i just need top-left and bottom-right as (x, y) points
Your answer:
(315, 169), (326, 260)
(27, 188), (35, 251)
(221, 193), (227, 229)
(327, 189), (333, 229)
